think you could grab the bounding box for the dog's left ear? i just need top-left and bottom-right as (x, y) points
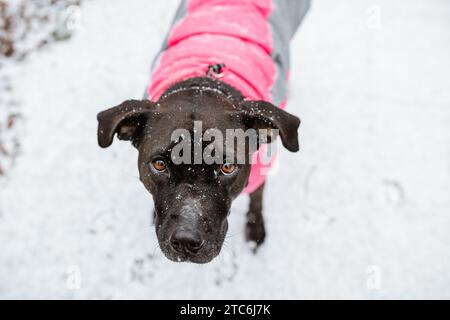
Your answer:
(237, 100), (301, 152)
(97, 99), (155, 148)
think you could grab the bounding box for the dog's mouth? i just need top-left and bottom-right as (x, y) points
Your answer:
(159, 239), (222, 264)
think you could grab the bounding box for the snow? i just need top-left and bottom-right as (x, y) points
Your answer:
(1, 0), (450, 299)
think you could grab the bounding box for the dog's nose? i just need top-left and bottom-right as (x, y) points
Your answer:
(170, 229), (204, 254)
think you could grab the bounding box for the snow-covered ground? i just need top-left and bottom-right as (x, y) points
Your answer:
(0, 0), (449, 299)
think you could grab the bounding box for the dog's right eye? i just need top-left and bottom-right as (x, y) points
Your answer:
(151, 159), (167, 172)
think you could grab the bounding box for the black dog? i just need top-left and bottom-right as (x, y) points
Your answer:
(97, 0), (310, 263)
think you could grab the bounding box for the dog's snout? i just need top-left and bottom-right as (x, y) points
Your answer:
(170, 229), (204, 254)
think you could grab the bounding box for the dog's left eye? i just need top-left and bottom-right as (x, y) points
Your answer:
(151, 159), (167, 172)
(220, 163), (236, 175)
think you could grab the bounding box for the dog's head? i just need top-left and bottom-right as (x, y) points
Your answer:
(97, 82), (300, 263)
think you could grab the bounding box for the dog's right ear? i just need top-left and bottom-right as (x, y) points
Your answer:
(97, 99), (155, 148)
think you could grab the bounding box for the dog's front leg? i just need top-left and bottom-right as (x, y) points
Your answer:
(245, 183), (266, 251)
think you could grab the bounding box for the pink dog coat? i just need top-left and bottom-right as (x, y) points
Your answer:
(146, 0), (310, 193)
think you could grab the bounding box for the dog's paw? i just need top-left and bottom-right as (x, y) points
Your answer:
(245, 217), (266, 252)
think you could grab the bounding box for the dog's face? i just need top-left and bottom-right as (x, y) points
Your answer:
(97, 84), (300, 263)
